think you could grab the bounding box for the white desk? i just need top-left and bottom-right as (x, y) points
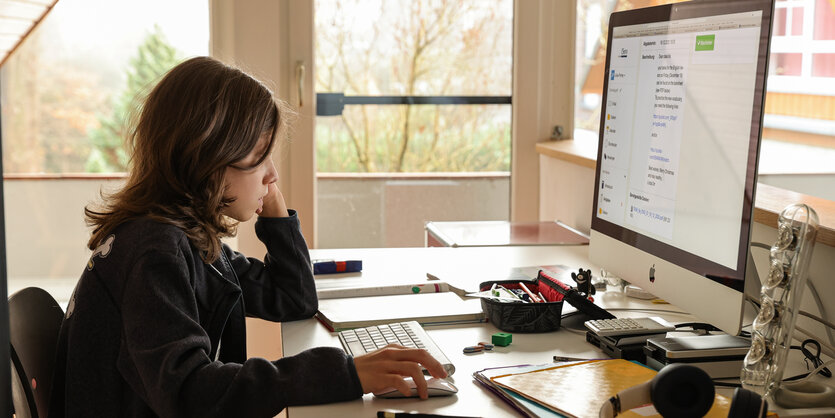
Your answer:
(283, 246), (834, 417)
(283, 245), (699, 417)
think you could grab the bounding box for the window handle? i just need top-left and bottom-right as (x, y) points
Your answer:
(296, 61), (305, 108)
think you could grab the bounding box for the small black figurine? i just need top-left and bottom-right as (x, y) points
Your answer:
(571, 268), (595, 298)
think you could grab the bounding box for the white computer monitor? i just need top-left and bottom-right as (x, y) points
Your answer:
(589, 0), (775, 336)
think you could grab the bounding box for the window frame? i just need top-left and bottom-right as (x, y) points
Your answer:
(211, 0), (577, 249)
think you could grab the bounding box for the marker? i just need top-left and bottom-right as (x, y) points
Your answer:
(312, 259), (362, 274)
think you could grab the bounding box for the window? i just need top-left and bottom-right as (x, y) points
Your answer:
(313, 0), (513, 248)
(1, 0), (208, 291)
(768, 0), (835, 91)
(760, 0), (835, 201)
(1, 0), (209, 174)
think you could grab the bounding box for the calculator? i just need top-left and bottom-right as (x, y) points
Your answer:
(584, 316), (675, 337)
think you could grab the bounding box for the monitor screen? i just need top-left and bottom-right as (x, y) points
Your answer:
(589, 0), (774, 335)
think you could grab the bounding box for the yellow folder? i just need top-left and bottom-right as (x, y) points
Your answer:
(491, 359), (731, 418)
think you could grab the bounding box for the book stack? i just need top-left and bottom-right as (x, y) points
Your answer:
(315, 285), (485, 332)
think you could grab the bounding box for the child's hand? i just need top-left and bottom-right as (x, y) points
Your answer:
(258, 183), (289, 218)
(353, 344), (447, 399)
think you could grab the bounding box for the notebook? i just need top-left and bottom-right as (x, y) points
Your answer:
(474, 362), (581, 418)
(315, 291), (485, 332)
(491, 359), (732, 418)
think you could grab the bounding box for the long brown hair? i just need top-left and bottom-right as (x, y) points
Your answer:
(85, 56), (284, 262)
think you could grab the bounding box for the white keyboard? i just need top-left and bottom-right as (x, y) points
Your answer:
(338, 320), (455, 376)
(584, 316), (675, 337)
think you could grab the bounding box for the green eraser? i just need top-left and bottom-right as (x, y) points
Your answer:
(492, 332), (512, 346)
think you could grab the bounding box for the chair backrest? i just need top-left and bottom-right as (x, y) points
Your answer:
(8, 287), (64, 418)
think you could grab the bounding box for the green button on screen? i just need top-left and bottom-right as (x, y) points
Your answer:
(695, 34), (715, 51)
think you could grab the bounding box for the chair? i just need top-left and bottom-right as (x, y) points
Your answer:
(9, 287), (64, 418)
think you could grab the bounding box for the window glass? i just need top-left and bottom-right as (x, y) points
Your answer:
(315, 0), (512, 173)
(1, 0), (208, 291)
(775, 7), (788, 36)
(314, 0), (513, 248)
(771, 53), (804, 76)
(1, 0), (209, 174)
(814, 0), (835, 40)
(812, 53), (835, 77)
(316, 105), (511, 173)
(316, 0), (512, 97)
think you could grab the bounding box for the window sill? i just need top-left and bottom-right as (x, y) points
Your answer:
(536, 137), (835, 248)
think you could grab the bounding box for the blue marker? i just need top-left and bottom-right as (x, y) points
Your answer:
(312, 260), (362, 274)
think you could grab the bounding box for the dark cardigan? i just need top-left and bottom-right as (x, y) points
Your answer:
(50, 211), (363, 417)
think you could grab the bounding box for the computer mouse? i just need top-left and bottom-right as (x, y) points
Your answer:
(373, 376), (458, 398)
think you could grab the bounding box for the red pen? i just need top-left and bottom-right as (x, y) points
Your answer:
(517, 282), (542, 303)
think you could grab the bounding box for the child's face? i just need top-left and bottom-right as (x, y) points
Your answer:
(222, 135), (278, 222)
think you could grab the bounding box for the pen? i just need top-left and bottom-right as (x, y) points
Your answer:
(553, 355), (593, 362)
(377, 411), (482, 418)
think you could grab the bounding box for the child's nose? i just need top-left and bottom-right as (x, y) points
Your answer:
(264, 159), (278, 184)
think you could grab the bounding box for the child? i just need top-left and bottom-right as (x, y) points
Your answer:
(50, 56), (446, 418)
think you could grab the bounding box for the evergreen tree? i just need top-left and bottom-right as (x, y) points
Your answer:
(86, 25), (182, 172)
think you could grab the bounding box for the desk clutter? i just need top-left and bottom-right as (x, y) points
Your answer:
(316, 292), (484, 332)
(315, 263), (616, 333)
(477, 266), (615, 332)
(475, 359), (734, 418)
(312, 259), (783, 416)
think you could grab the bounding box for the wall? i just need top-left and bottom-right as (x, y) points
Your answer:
(538, 155), (595, 232)
(759, 173), (835, 202)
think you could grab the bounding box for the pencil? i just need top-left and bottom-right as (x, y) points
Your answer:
(517, 282), (541, 303)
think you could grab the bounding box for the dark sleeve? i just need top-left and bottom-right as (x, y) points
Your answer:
(119, 244), (362, 418)
(225, 209), (318, 321)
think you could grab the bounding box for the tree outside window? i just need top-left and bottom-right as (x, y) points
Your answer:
(0, 0), (208, 174)
(314, 0), (513, 173)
